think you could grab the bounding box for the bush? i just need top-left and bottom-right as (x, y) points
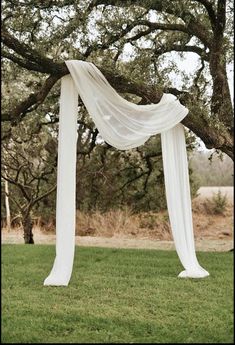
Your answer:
(193, 190), (229, 215)
(211, 190), (228, 214)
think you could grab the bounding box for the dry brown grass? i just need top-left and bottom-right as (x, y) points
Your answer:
(75, 208), (172, 240)
(191, 196), (233, 240)
(2, 188), (233, 242)
(74, 189), (233, 240)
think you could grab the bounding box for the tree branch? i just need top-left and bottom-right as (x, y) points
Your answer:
(216, 0), (226, 36)
(1, 26), (66, 75)
(1, 174), (31, 202)
(2, 75), (61, 123)
(3, 190), (24, 214)
(192, 0), (217, 29)
(2, 50), (49, 73)
(136, 20), (190, 35)
(93, 0), (212, 47)
(31, 184), (57, 206)
(153, 44), (209, 61)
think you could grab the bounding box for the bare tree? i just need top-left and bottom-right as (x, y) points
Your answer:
(1, 120), (57, 243)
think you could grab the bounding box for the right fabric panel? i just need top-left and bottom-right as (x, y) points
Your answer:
(161, 124), (209, 278)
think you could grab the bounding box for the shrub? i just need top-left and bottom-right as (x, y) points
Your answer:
(211, 190), (228, 214)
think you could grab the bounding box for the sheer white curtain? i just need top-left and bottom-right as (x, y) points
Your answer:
(44, 60), (209, 286)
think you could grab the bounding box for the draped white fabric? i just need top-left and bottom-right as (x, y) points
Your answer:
(44, 60), (209, 286)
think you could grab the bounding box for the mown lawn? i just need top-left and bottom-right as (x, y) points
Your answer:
(1, 244), (234, 343)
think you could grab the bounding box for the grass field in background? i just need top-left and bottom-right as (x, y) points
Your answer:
(1, 245), (234, 343)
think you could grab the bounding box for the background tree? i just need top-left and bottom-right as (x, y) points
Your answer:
(189, 150), (234, 186)
(76, 133), (199, 213)
(1, 116), (57, 243)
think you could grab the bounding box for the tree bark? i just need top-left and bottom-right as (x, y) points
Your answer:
(22, 213), (34, 244)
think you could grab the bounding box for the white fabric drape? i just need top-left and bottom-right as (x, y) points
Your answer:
(161, 126), (209, 278)
(44, 75), (78, 286)
(44, 60), (209, 286)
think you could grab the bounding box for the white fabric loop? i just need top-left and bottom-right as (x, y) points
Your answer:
(44, 60), (209, 286)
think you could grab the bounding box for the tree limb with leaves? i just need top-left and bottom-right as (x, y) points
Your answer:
(1, 0), (233, 160)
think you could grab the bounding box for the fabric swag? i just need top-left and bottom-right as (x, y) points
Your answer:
(44, 60), (209, 286)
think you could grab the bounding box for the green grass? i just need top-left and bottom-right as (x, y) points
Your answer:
(1, 245), (234, 343)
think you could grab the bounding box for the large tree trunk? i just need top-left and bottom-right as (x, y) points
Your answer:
(22, 213), (34, 244)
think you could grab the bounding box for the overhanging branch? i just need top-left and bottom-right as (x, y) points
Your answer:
(1, 26), (66, 75)
(2, 75), (61, 123)
(153, 44), (209, 61)
(2, 50), (48, 73)
(192, 0), (217, 30)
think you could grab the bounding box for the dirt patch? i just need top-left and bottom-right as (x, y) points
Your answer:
(1, 230), (233, 252)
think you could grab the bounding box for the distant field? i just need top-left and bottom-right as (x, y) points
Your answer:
(1, 245), (234, 344)
(196, 186), (233, 202)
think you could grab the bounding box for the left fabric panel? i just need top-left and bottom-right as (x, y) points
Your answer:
(44, 75), (78, 286)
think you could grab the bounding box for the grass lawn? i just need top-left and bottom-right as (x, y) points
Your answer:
(1, 244), (234, 343)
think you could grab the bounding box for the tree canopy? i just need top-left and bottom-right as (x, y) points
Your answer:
(2, 0), (234, 159)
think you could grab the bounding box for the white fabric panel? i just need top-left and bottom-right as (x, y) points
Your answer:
(161, 125), (209, 278)
(44, 60), (209, 286)
(44, 75), (78, 286)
